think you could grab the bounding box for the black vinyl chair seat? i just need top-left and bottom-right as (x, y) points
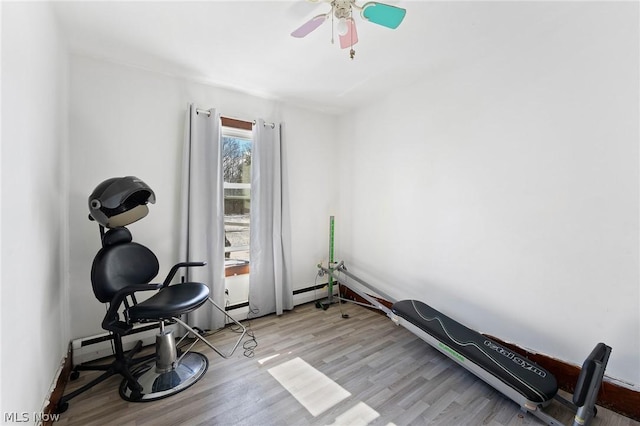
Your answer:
(129, 282), (210, 321)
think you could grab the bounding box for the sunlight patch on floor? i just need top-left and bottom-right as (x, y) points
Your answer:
(268, 357), (351, 416)
(327, 401), (380, 426)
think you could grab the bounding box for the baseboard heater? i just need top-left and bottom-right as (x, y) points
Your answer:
(71, 323), (162, 365)
(225, 283), (334, 311)
(74, 284), (333, 364)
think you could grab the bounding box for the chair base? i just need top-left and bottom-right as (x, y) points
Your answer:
(119, 351), (209, 402)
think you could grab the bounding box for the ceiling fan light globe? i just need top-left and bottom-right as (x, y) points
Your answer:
(336, 17), (349, 36)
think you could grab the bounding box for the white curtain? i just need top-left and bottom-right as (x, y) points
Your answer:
(249, 119), (293, 316)
(179, 104), (226, 330)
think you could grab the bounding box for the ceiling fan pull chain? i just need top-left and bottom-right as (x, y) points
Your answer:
(349, 16), (355, 60)
(331, 4), (335, 44)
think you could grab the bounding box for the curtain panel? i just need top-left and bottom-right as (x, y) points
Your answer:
(179, 104), (226, 330)
(249, 119), (293, 316)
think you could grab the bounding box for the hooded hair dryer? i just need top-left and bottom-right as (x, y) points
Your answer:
(88, 176), (155, 228)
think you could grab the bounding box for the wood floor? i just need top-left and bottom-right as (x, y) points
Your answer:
(57, 302), (639, 426)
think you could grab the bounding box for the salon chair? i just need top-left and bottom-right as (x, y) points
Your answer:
(56, 176), (240, 413)
(55, 225), (211, 412)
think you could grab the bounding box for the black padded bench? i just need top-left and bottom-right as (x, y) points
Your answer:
(392, 299), (558, 404)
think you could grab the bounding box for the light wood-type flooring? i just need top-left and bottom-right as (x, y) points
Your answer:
(57, 302), (639, 426)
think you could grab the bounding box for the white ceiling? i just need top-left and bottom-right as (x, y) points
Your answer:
(51, 1), (569, 114)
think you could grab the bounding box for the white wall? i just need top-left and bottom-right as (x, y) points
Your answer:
(68, 55), (338, 340)
(1, 1), (70, 416)
(337, 2), (639, 386)
(3, 2), (635, 416)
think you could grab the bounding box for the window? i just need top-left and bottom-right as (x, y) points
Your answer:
(222, 120), (252, 277)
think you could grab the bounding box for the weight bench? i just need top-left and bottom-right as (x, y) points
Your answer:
(319, 262), (611, 426)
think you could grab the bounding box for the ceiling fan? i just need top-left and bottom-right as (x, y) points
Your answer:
(291, 0), (407, 59)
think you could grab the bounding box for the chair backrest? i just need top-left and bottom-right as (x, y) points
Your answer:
(91, 227), (160, 303)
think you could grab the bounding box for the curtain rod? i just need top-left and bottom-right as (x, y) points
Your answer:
(257, 121), (276, 129)
(195, 108), (275, 129)
(195, 108), (212, 116)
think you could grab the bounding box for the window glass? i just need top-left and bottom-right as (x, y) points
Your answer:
(222, 127), (252, 274)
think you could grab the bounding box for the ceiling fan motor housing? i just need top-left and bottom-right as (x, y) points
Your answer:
(333, 0), (353, 19)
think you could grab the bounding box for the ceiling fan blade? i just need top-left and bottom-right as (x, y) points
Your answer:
(291, 14), (328, 38)
(361, 2), (406, 29)
(339, 18), (359, 49)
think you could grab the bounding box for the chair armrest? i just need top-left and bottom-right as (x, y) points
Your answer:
(162, 261), (207, 288)
(102, 283), (163, 334)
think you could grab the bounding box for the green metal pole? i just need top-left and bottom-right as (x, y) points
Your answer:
(328, 216), (335, 303)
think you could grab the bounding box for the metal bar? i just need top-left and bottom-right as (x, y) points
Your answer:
(197, 109), (275, 128)
(172, 297), (247, 359)
(335, 262), (397, 304)
(319, 263), (393, 317)
(328, 216), (335, 304)
(526, 405), (565, 426)
(553, 394), (578, 411)
(335, 296), (383, 310)
(175, 338), (199, 365)
(196, 108), (212, 116)
(253, 120), (276, 129)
